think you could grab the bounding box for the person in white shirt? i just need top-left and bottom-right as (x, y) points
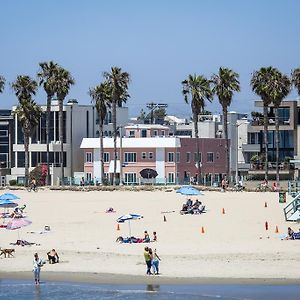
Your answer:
(33, 253), (43, 284)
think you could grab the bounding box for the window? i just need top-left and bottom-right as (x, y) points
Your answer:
(186, 152), (191, 163)
(207, 152), (214, 162)
(85, 152), (92, 163)
(86, 172), (92, 183)
(125, 173), (137, 184)
(103, 152), (110, 162)
(141, 129), (147, 137)
(149, 152), (153, 159)
(168, 173), (175, 183)
(0, 130), (8, 137)
(194, 152), (202, 162)
(129, 130), (135, 137)
(161, 130), (165, 136)
(141, 152), (146, 159)
(216, 152), (220, 159)
(176, 152), (180, 162)
(17, 152), (25, 167)
(124, 152), (137, 163)
(168, 152), (174, 162)
(153, 130), (158, 136)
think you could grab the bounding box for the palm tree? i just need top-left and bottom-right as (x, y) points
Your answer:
(212, 67), (240, 180)
(12, 76), (41, 186)
(251, 67), (279, 181)
(89, 82), (111, 184)
(54, 66), (75, 185)
(0, 75), (5, 93)
(182, 74), (213, 184)
(292, 67), (300, 94)
(103, 67), (130, 185)
(271, 71), (291, 184)
(37, 61), (59, 185)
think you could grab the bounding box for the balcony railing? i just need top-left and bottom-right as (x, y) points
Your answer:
(249, 162), (294, 171)
(251, 117), (290, 126)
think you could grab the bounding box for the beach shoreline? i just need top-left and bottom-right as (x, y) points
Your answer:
(1, 271), (300, 285)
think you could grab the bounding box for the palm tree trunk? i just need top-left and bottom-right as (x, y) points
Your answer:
(275, 106), (280, 184)
(46, 94), (51, 185)
(24, 131), (30, 187)
(112, 99), (117, 186)
(99, 115), (104, 185)
(58, 98), (64, 185)
(263, 105), (269, 181)
(223, 107), (230, 179)
(193, 112), (201, 185)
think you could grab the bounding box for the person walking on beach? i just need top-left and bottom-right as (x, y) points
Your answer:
(144, 247), (152, 275)
(152, 248), (161, 275)
(33, 253), (43, 284)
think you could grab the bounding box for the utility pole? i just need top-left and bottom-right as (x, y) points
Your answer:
(146, 102), (168, 124)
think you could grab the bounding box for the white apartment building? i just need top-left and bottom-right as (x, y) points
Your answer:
(10, 99), (128, 184)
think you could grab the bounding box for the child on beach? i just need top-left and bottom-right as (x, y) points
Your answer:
(144, 231), (150, 243)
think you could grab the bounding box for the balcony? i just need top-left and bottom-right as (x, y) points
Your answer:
(248, 162), (294, 174)
(241, 143), (260, 152)
(251, 117), (290, 126)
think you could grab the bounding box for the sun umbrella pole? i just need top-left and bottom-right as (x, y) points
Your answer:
(128, 220), (132, 243)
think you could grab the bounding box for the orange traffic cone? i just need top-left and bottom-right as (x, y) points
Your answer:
(117, 223), (120, 231)
(163, 215), (167, 222)
(222, 208), (225, 214)
(275, 226), (279, 233)
(264, 202), (268, 208)
(265, 221), (268, 231)
(201, 226), (205, 234)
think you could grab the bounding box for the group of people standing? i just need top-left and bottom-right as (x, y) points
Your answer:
(144, 247), (161, 275)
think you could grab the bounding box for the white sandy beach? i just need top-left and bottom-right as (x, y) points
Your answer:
(1, 188), (300, 282)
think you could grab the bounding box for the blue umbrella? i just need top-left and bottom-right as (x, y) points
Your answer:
(0, 193), (20, 201)
(0, 199), (18, 208)
(0, 200), (18, 224)
(176, 186), (204, 196)
(117, 214), (143, 239)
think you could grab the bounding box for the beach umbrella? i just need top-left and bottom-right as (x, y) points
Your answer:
(139, 168), (158, 179)
(116, 214), (143, 239)
(6, 218), (32, 230)
(0, 200), (18, 224)
(0, 199), (18, 208)
(0, 193), (20, 201)
(6, 218), (32, 240)
(176, 186), (204, 196)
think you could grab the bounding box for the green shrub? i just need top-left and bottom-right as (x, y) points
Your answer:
(9, 179), (17, 186)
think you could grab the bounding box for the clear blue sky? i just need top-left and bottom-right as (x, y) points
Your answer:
(1, 0), (299, 117)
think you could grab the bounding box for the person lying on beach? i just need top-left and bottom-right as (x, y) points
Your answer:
(116, 236), (144, 243)
(285, 227), (295, 240)
(105, 207), (116, 213)
(47, 249), (59, 264)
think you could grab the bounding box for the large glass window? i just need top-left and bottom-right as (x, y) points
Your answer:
(17, 152), (25, 167)
(278, 107), (290, 122)
(124, 152), (137, 163)
(186, 152), (191, 163)
(125, 173), (137, 184)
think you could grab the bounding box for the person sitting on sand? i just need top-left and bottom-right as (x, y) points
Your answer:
(284, 227), (295, 240)
(144, 231), (150, 243)
(186, 199), (193, 207)
(47, 249), (59, 264)
(153, 231), (157, 242)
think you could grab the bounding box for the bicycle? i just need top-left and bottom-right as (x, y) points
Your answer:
(27, 184), (38, 192)
(255, 184), (271, 192)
